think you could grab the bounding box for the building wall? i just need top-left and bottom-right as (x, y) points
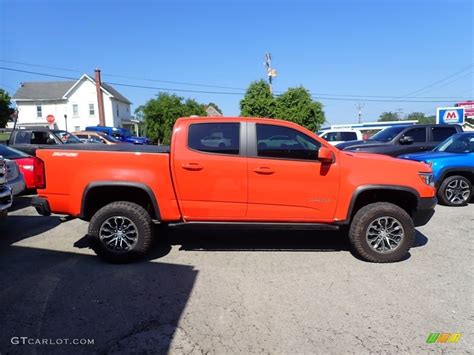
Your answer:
(16, 100), (68, 128)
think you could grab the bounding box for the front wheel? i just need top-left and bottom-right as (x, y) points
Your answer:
(88, 201), (153, 263)
(349, 202), (415, 263)
(437, 175), (472, 206)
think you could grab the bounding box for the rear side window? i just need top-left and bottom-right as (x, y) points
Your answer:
(432, 127), (457, 142)
(402, 127), (426, 143)
(256, 124), (320, 160)
(13, 131), (30, 144)
(340, 131), (357, 141)
(188, 123), (240, 155)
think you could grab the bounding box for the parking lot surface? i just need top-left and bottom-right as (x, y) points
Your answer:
(0, 196), (472, 354)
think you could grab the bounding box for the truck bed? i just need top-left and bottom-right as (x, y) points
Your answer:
(37, 144), (170, 154)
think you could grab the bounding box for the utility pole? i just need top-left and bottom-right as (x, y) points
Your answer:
(264, 53), (277, 94)
(356, 103), (364, 123)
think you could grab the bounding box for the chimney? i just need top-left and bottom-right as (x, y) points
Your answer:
(95, 68), (106, 126)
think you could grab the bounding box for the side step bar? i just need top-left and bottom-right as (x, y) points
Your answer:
(168, 221), (339, 231)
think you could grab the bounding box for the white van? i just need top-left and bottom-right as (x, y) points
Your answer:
(318, 129), (363, 146)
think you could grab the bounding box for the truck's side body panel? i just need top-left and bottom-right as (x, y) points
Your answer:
(36, 150), (181, 220)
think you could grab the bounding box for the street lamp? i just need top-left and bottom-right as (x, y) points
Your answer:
(64, 114), (68, 131)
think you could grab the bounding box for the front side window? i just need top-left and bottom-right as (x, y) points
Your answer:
(256, 124), (320, 160)
(89, 104), (95, 116)
(36, 105), (42, 118)
(323, 132), (339, 142)
(188, 123), (240, 155)
(402, 127), (426, 143)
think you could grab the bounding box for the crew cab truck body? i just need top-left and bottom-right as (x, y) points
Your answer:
(33, 117), (437, 263)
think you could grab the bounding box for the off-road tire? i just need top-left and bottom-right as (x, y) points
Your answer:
(88, 201), (153, 263)
(437, 175), (473, 206)
(349, 202), (414, 263)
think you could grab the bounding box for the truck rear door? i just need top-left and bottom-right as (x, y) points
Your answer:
(171, 121), (247, 220)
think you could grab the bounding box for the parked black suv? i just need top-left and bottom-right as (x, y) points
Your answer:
(8, 128), (82, 156)
(336, 124), (463, 157)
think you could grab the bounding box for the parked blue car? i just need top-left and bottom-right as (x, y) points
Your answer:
(399, 132), (474, 206)
(85, 126), (150, 145)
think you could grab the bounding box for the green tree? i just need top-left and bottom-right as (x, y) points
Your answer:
(275, 87), (325, 131)
(240, 80), (276, 118)
(0, 89), (14, 128)
(142, 93), (206, 144)
(407, 112), (435, 124)
(378, 112), (400, 122)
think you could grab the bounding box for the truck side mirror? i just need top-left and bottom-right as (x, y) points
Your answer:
(318, 146), (334, 164)
(399, 136), (414, 145)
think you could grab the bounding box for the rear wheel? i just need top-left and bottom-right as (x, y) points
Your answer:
(437, 175), (472, 206)
(88, 201), (153, 263)
(349, 202), (414, 263)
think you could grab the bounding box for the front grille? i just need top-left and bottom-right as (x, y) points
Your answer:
(0, 159), (6, 185)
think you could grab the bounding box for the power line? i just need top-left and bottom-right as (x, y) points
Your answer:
(401, 64), (473, 98)
(1, 58), (471, 100)
(0, 65), (469, 103)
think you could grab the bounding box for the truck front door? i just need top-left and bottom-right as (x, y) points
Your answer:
(246, 123), (340, 222)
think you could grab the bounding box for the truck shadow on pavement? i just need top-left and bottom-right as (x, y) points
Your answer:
(155, 226), (429, 263)
(0, 215), (61, 247)
(0, 245), (197, 354)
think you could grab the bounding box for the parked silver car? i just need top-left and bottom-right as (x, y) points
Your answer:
(0, 157), (13, 218)
(5, 159), (25, 196)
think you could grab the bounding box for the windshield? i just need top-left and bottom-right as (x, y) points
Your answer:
(369, 126), (407, 142)
(0, 144), (30, 159)
(435, 134), (474, 153)
(53, 130), (82, 144)
(101, 133), (120, 143)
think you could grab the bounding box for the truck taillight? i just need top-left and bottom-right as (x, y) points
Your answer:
(34, 158), (46, 189)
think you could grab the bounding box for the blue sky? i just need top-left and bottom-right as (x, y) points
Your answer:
(0, 0), (472, 125)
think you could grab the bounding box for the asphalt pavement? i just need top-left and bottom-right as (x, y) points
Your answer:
(0, 196), (472, 354)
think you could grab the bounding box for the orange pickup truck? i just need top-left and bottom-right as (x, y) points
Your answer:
(32, 117), (437, 263)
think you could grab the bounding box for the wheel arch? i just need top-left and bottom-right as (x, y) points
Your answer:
(343, 185), (420, 224)
(436, 168), (474, 188)
(80, 181), (161, 221)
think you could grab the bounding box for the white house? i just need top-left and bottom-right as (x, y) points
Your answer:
(12, 71), (132, 132)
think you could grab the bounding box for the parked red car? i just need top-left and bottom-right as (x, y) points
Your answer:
(0, 144), (37, 189)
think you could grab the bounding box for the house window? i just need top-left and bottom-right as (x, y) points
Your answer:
(89, 104), (95, 116)
(36, 105), (42, 118)
(74, 126), (80, 132)
(72, 104), (79, 117)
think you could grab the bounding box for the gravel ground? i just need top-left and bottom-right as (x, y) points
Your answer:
(0, 196), (472, 354)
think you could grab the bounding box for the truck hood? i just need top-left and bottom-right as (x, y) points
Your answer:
(341, 150), (432, 172)
(336, 140), (388, 150)
(399, 151), (466, 162)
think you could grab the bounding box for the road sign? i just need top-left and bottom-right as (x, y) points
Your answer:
(46, 114), (55, 124)
(436, 107), (465, 125)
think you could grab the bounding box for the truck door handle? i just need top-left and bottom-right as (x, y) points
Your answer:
(181, 162), (203, 171)
(253, 167), (275, 175)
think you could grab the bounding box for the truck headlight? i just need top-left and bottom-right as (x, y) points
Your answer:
(419, 173), (434, 186)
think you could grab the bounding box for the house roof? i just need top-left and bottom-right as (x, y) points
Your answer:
(13, 81), (76, 100)
(13, 76), (132, 104)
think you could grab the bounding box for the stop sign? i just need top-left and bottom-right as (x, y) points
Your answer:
(46, 114), (55, 124)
